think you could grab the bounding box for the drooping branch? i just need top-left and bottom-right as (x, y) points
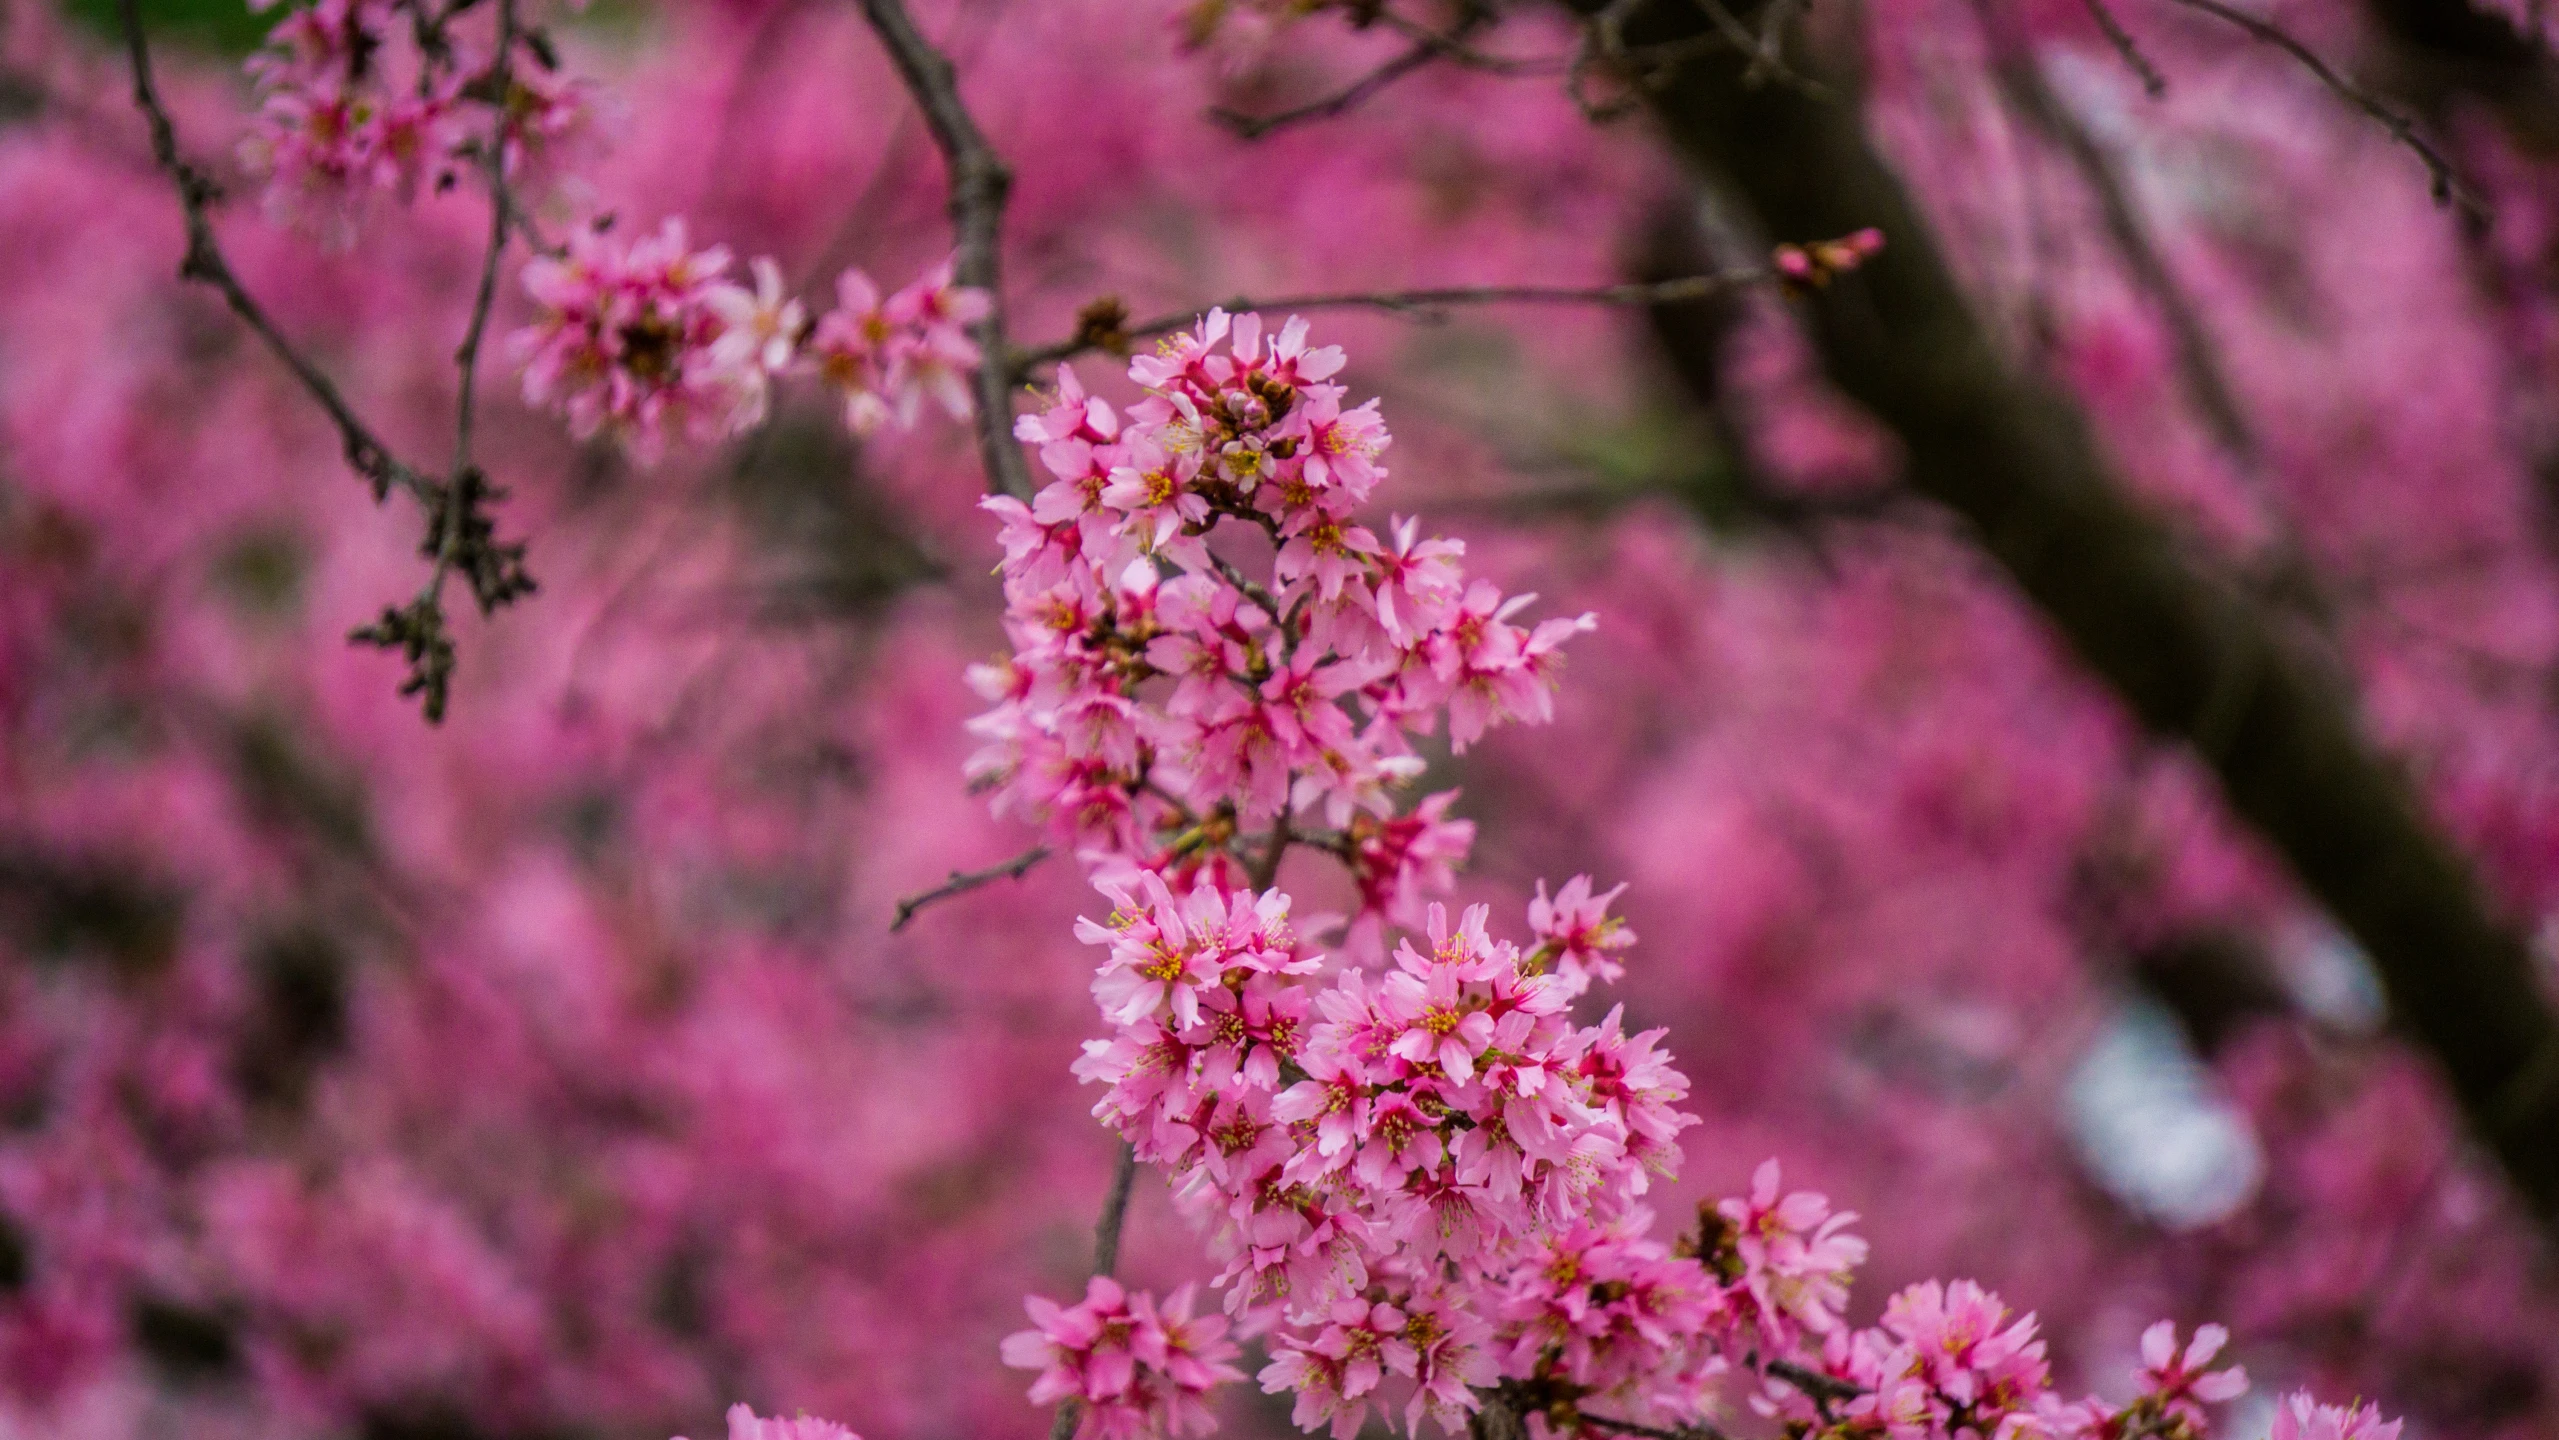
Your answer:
(856, 0), (1036, 500)
(1010, 268), (1779, 377)
(117, 0), (532, 722)
(2158, 0), (2486, 219)
(1556, 0), (2559, 1228)
(116, 0), (433, 509)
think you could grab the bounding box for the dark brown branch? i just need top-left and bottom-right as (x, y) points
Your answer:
(1764, 1360), (1862, 1403)
(1372, 10), (1574, 76)
(119, 0), (531, 722)
(1012, 269), (1776, 377)
(888, 844), (1053, 932)
(856, 0), (1035, 499)
(441, 0), (519, 582)
(116, 0), (432, 508)
(1212, 31), (1457, 138)
(2078, 0), (2168, 96)
(1091, 1138), (1139, 1277)
(1557, 0), (2559, 1227)
(1047, 1139), (1141, 1440)
(2160, 0), (2486, 219)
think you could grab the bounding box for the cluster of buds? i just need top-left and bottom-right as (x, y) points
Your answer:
(1772, 228), (1887, 294)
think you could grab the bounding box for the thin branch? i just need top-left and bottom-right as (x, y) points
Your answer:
(1371, 10), (1573, 76)
(115, 0), (433, 508)
(1012, 266), (1776, 376)
(1091, 1139), (1139, 1277)
(1247, 814), (1290, 890)
(1212, 32), (1456, 138)
(2078, 0), (2168, 96)
(889, 844), (1053, 932)
(441, 0), (519, 581)
(856, 0), (1035, 499)
(120, 0), (532, 721)
(2161, 0), (2486, 218)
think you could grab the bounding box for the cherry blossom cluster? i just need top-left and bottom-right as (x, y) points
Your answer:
(1002, 1277), (1246, 1440)
(508, 220), (986, 461)
(240, 0), (587, 238)
(967, 308), (1589, 942)
(969, 314), (2412, 1440)
(1764, 1305), (2258, 1440)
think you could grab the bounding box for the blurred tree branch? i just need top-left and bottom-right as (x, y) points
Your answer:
(1557, 0), (2559, 1228)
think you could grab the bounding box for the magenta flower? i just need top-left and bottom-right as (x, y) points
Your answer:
(510, 218), (765, 462)
(1714, 1159), (1867, 1351)
(1003, 1278), (1244, 1440)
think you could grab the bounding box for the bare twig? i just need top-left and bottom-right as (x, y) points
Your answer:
(2078, 0), (2168, 95)
(856, 0), (1035, 499)
(1247, 815), (1290, 889)
(1371, 10), (1573, 75)
(889, 844), (1053, 932)
(1213, 28), (1461, 138)
(1012, 267), (1777, 376)
(2161, 0), (2486, 218)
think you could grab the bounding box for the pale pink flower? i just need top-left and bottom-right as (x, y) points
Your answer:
(509, 218), (763, 461)
(685, 1403), (862, 1440)
(2269, 1394), (2400, 1440)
